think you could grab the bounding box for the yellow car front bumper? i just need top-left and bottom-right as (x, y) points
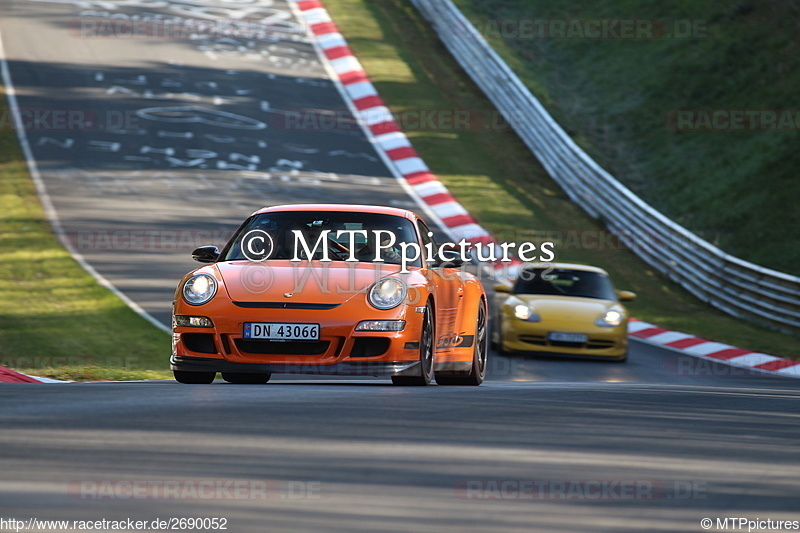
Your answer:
(498, 317), (628, 359)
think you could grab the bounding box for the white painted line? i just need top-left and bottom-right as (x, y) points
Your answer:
(646, 331), (694, 345)
(357, 106), (394, 126)
(430, 201), (469, 220)
(300, 7), (332, 24)
(21, 373), (69, 383)
(393, 157), (428, 175)
(344, 81), (378, 101)
(412, 181), (450, 198)
(375, 131), (411, 151)
(316, 32), (347, 50)
(329, 56), (362, 75)
(775, 364), (800, 376)
(627, 321), (655, 333)
(682, 342), (734, 357)
(449, 223), (488, 240)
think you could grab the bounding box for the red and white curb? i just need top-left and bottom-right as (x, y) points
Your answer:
(0, 366), (64, 383)
(628, 319), (799, 378)
(293, 0), (521, 279)
(0, 366), (41, 383)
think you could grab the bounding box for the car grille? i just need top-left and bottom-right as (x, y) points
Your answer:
(234, 339), (330, 355)
(586, 339), (616, 349)
(549, 340), (586, 348)
(350, 338), (390, 358)
(518, 335), (615, 350)
(182, 333), (218, 354)
(519, 335), (547, 346)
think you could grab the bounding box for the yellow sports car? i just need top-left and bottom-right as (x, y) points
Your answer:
(492, 263), (636, 361)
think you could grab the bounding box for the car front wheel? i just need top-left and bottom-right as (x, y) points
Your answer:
(437, 301), (487, 386)
(392, 301), (434, 386)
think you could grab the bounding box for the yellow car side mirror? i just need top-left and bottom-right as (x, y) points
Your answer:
(617, 290), (637, 301)
(493, 284), (512, 293)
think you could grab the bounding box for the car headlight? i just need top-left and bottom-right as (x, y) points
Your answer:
(596, 310), (622, 327)
(368, 278), (407, 310)
(513, 304), (541, 322)
(182, 273), (217, 306)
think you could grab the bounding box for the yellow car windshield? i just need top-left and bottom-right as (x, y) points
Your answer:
(514, 269), (616, 300)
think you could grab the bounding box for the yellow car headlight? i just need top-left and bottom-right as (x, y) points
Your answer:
(513, 304), (541, 322)
(596, 310), (622, 327)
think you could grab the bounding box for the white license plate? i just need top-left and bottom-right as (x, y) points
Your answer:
(243, 323), (320, 341)
(548, 332), (588, 343)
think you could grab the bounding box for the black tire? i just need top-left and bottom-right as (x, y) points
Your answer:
(221, 372), (272, 384)
(437, 301), (488, 386)
(173, 370), (216, 384)
(392, 302), (434, 386)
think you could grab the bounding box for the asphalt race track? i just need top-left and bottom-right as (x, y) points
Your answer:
(1, 0), (799, 531)
(2, 372), (800, 532)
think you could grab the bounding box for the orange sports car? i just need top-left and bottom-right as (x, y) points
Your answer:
(170, 204), (488, 386)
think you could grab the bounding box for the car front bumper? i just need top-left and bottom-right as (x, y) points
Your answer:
(500, 319), (628, 358)
(170, 355), (424, 376)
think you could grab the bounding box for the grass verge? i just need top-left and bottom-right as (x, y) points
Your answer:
(322, 0), (800, 358)
(0, 84), (169, 381)
(14, 366), (172, 382)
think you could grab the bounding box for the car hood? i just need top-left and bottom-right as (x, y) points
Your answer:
(508, 294), (620, 320)
(215, 260), (411, 304)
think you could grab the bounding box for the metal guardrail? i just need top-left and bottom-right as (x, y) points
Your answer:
(410, 0), (800, 334)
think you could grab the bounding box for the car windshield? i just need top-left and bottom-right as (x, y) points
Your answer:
(513, 268), (617, 300)
(221, 211), (421, 267)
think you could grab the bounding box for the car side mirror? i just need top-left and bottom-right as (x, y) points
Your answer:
(436, 249), (465, 268)
(493, 284), (511, 293)
(617, 290), (637, 301)
(192, 245), (220, 263)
